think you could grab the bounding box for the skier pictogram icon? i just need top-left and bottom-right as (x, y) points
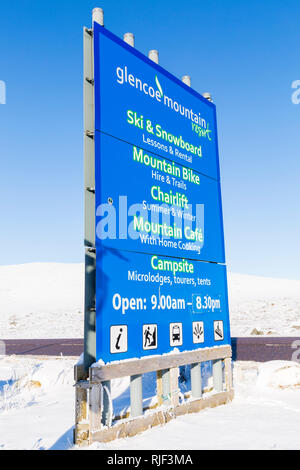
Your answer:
(143, 324), (157, 350)
(214, 320), (224, 341)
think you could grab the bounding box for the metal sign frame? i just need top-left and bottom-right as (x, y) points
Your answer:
(83, 14), (231, 367)
(75, 9), (233, 446)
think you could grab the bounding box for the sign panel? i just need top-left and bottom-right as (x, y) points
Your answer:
(95, 132), (225, 263)
(96, 250), (231, 362)
(93, 23), (220, 181)
(92, 23), (231, 363)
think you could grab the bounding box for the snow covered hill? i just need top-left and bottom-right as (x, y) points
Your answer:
(0, 263), (84, 338)
(0, 263), (300, 338)
(228, 272), (300, 336)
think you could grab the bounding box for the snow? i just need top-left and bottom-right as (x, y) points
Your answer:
(1, 263), (300, 449)
(0, 263), (84, 338)
(228, 272), (300, 336)
(2, 356), (300, 450)
(0, 356), (75, 450)
(1, 263), (300, 338)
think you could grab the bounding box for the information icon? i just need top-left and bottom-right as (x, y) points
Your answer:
(193, 321), (204, 344)
(170, 323), (183, 347)
(214, 321), (224, 341)
(110, 325), (128, 353)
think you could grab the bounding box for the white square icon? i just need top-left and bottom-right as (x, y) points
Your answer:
(170, 323), (183, 347)
(192, 321), (204, 344)
(143, 324), (158, 350)
(214, 321), (224, 341)
(110, 325), (128, 353)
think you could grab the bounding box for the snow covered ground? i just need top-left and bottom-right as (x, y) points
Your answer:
(1, 356), (300, 450)
(228, 272), (300, 337)
(1, 263), (300, 449)
(1, 263), (300, 338)
(0, 263), (84, 339)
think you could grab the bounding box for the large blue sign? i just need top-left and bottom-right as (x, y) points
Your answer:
(94, 25), (220, 181)
(95, 132), (225, 263)
(93, 22), (231, 363)
(96, 250), (230, 362)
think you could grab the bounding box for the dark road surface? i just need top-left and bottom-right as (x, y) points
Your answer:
(2, 337), (300, 362)
(1, 338), (84, 357)
(231, 337), (300, 362)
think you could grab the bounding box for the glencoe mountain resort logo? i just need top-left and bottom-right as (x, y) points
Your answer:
(116, 66), (208, 129)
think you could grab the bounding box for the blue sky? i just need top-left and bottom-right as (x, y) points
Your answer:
(0, 0), (299, 278)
